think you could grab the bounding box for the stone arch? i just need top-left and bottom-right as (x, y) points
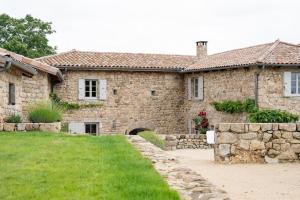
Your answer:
(126, 121), (155, 135)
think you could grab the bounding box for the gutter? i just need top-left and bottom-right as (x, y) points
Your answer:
(11, 59), (37, 76)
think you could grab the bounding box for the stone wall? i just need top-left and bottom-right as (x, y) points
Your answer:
(54, 71), (185, 134)
(21, 70), (52, 120)
(258, 67), (300, 116)
(182, 67), (256, 133)
(161, 134), (212, 150)
(0, 69), (23, 122)
(0, 122), (61, 133)
(214, 123), (300, 164)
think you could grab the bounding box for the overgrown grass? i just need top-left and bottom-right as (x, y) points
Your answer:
(139, 131), (165, 149)
(28, 100), (63, 123)
(0, 132), (179, 200)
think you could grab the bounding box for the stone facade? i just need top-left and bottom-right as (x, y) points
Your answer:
(54, 71), (185, 134)
(21, 70), (52, 120)
(161, 134), (212, 150)
(0, 68), (52, 122)
(214, 123), (300, 164)
(53, 66), (300, 135)
(0, 68), (23, 122)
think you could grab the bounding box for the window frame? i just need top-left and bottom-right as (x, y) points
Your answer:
(290, 72), (300, 96)
(84, 79), (98, 99)
(85, 122), (98, 135)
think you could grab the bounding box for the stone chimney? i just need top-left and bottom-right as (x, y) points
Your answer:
(196, 41), (208, 57)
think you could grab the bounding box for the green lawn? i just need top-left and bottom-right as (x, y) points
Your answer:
(0, 132), (179, 200)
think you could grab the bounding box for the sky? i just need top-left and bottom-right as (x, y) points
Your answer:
(1, 0), (300, 55)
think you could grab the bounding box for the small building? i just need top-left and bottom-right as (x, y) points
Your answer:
(0, 48), (63, 122)
(37, 40), (300, 135)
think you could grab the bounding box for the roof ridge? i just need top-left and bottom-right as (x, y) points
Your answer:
(36, 49), (78, 61)
(44, 49), (196, 58)
(257, 39), (281, 63)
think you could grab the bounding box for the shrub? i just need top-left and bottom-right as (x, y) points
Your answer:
(193, 111), (209, 134)
(4, 114), (21, 123)
(138, 131), (165, 149)
(212, 98), (257, 113)
(28, 101), (63, 123)
(49, 93), (102, 111)
(212, 100), (244, 113)
(249, 109), (299, 123)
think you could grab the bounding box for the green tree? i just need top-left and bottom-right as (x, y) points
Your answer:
(0, 14), (56, 58)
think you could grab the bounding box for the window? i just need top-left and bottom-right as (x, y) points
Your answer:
(191, 78), (199, 98)
(291, 72), (300, 95)
(85, 123), (98, 135)
(85, 80), (97, 98)
(188, 77), (203, 100)
(113, 89), (117, 95)
(8, 83), (15, 105)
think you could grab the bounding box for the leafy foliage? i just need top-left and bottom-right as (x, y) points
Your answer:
(212, 98), (257, 113)
(28, 101), (62, 123)
(50, 93), (102, 111)
(139, 131), (165, 149)
(193, 111), (209, 134)
(0, 14), (56, 58)
(4, 114), (21, 123)
(249, 109), (299, 123)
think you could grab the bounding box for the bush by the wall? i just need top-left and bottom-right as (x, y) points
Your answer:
(212, 98), (257, 113)
(4, 114), (21, 123)
(249, 109), (299, 123)
(50, 93), (102, 111)
(28, 101), (63, 123)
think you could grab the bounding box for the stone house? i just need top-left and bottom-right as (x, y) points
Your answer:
(37, 39), (300, 135)
(0, 48), (63, 122)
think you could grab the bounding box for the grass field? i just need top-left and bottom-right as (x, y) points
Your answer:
(0, 132), (179, 200)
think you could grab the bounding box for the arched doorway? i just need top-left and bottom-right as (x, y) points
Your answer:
(128, 128), (150, 135)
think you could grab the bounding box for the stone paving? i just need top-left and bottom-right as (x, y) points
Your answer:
(127, 135), (229, 200)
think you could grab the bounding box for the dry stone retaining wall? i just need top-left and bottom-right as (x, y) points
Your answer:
(215, 123), (300, 164)
(162, 134), (212, 150)
(0, 122), (61, 133)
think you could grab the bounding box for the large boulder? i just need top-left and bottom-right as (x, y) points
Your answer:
(230, 124), (245, 133)
(3, 123), (15, 132)
(279, 124), (296, 132)
(250, 140), (265, 150)
(217, 132), (238, 144)
(218, 144), (231, 156)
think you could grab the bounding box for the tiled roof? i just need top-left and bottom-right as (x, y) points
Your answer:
(0, 48), (63, 81)
(187, 40), (300, 71)
(37, 50), (197, 71)
(37, 40), (300, 73)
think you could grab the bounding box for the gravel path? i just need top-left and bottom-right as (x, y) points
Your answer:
(127, 135), (229, 200)
(168, 149), (300, 200)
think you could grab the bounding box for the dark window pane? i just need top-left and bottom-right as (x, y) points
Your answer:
(92, 81), (96, 86)
(298, 74), (300, 94)
(92, 92), (96, 97)
(85, 91), (90, 97)
(8, 83), (15, 105)
(85, 124), (90, 133)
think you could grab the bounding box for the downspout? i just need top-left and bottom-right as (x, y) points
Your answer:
(255, 65), (265, 108)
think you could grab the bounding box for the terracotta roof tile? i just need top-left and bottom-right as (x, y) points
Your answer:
(0, 48), (63, 81)
(37, 50), (197, 71)
(188, 40), (300, 71)
(37, 40), (300, 73)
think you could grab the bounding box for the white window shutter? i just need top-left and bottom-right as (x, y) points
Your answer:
(99, 79), (107, 100)
(69, 122), (85, 134)
(187, 77), (192, 100)
(283, 72), (291, 97)
(78, 79), (85, 100)
(198, 76), (204, 100)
